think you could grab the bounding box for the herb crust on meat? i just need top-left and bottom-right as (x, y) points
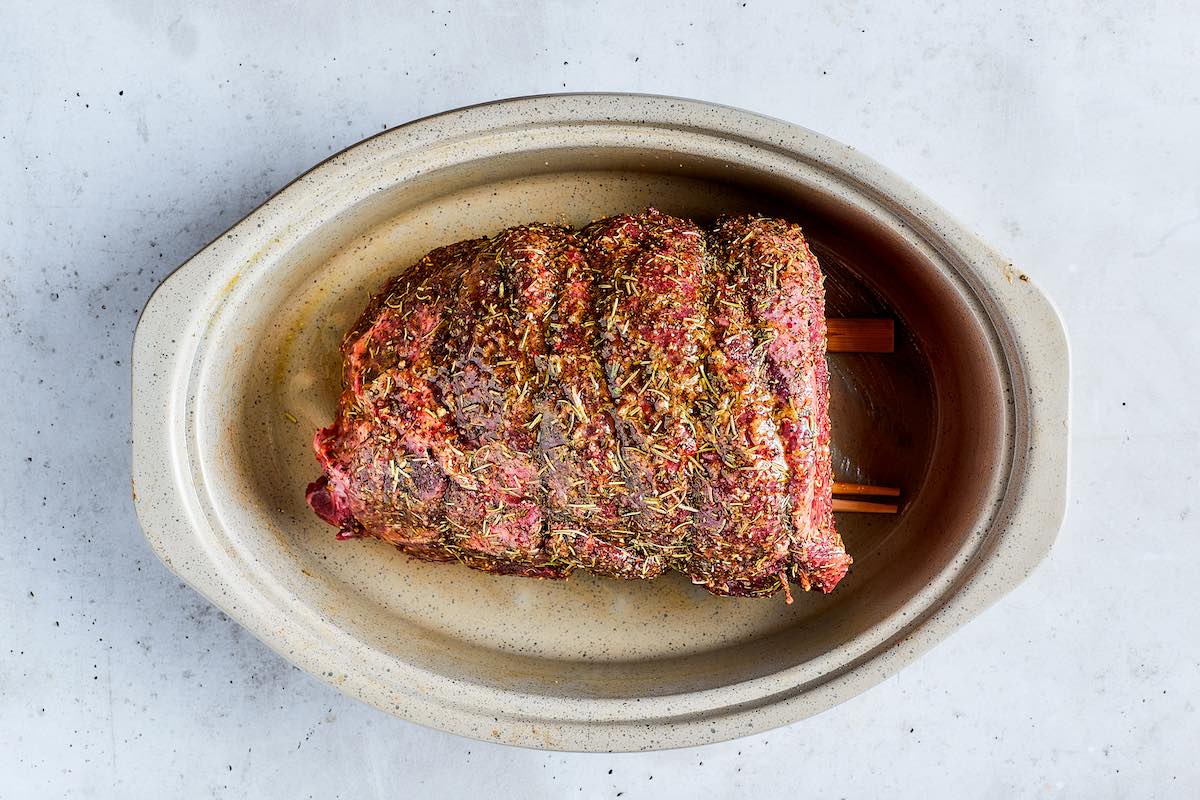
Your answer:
(307, 209), (851, 598)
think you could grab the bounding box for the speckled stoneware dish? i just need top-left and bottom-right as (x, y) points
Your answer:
(132, 94), (1069, 751)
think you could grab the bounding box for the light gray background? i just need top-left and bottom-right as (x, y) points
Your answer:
(2, 1), (1196, 797)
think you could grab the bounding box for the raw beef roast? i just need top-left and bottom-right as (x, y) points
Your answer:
(307, 209), (851, 598)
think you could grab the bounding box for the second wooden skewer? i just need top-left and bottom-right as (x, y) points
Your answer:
(831, 482), (900, 514)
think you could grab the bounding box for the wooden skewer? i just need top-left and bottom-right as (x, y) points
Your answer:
(831, 482), (901, 514)
(827, 318), (894, 353)
(832, 481), (900, 497)
(832, 498), (900, 514)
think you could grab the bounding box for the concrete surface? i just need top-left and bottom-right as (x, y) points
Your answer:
(1, 1), (1196, 797)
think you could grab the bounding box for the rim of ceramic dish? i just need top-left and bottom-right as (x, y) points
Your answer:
(132, 93), (1069, 751)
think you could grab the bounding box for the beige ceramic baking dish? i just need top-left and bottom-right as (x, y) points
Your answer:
(131, 94), (1068, 751)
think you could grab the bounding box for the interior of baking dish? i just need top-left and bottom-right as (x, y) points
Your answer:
(192, 147), (1007, 698)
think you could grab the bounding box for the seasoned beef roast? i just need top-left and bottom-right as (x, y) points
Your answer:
(307, 209), (851, 598)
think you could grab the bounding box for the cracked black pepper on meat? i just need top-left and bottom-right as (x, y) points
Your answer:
(307, 208), (851, 599)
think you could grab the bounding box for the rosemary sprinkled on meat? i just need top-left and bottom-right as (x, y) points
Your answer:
(306, 209), (851, 598)
(712, 214), (850, 592)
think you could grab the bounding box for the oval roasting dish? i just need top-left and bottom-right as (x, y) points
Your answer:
(131, 94), (1069, 751)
